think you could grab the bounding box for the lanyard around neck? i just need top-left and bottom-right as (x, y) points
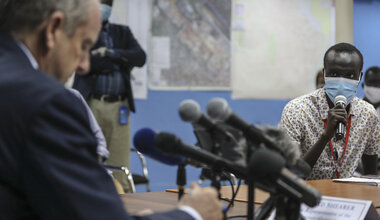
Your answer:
(323, 115), (352, 178)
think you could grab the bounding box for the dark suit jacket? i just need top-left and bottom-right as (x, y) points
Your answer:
(0, 32), (191, 220)
(73, 23), (146, 113)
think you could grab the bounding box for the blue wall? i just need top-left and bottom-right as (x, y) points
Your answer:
(130, 0), (380, 192)
(354, 0), (380, 99)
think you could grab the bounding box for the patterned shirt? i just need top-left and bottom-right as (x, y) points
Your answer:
(279, 88), (380, 180)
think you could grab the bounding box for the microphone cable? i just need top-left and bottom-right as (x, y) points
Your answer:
(223, 179), (243, 219)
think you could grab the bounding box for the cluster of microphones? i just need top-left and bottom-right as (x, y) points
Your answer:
(133, 97), (322, 219)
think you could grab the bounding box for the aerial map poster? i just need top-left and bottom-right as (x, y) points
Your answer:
(149, 0), (335, 97)
(149, 0), (231, 90)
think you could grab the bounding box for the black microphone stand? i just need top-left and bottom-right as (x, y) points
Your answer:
(275, 194), (304, 220)
(247, 178), (255, 220)
(177, 163), (186, 200)
(209, 161), (232, 220)
(254, 195), (275, 220)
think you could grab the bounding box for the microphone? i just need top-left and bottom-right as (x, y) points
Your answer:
(249, 148), (321, 207)
(334, 95), (347, 140)
(133, 128), (186, 166)
(134, 128), (189, 200)
(207, 98), (311, 176)
(259, 126), (311, 177)
(154, 132), (247, 179)
(207, 97), (280, 149)
(155, 132), (320, 207)
(178, 99), (235, 142)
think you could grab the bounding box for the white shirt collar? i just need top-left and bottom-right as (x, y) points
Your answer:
(16, 41), (39, 70)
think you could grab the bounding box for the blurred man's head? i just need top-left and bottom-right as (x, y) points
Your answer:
(315, 69), (325, 89)
(363, 66), (380, 104)
(323, 43), (363, 103)
(364, 66), (380, 87)
(0, 0), (101, 83)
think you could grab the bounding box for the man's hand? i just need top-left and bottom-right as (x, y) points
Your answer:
(323, 105), (348, 140)
(131, 209), (154, 216)
(91, 47), (110, 57)
(179, 183), (223, 220)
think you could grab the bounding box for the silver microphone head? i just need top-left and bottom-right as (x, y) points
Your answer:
(206, 97), (232, 122)
(334, 95), (347, 108)
(178, 99), (202, 123)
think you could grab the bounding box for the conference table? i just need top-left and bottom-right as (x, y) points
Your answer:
(120, 180), (380, 217)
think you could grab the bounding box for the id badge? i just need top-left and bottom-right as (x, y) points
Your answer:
(119, 106), (128, 125)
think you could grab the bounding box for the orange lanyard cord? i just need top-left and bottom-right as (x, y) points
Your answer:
(323, 115), (352, 178)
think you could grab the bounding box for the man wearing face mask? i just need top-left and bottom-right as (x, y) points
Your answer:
(280, 43), (379, 180)
(363, 66), (380, 117)
(73, 0), (146, 192)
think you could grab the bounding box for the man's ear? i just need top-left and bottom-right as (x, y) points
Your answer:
(44, 11), (65, 50)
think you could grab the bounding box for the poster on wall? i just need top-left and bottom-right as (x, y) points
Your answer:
(115, 0), (335, 98)
(149, 0), (232, 90)
(231, 0), (335, 99)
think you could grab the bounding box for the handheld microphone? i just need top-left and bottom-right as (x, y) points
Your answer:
(133, 128), (185, 166)
(207, 98), (311, 176)
(334, 95), (347, 140)
(154, 132), (247, 179)
(249, 148), (321, 207)
(178, 99), (235, 141)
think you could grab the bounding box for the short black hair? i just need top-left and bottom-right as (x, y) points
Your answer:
(323, 42), (364, 72)
(364, 66), (380, 83)
(101, 0), (113, 6)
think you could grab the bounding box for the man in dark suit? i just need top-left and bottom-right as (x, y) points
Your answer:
(0, 0), (222, 219)
(73, 0), (146, 191)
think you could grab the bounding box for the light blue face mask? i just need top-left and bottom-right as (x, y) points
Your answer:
(100, 4), (112, 22)
(324, 76), (360, 103)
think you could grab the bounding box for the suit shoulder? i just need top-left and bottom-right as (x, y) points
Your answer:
(108, 23), (131, 32)
(21, 70), (67, 105)
(0, 65), (75, 118)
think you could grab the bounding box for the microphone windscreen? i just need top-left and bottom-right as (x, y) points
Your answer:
(259, 126), (301, 165)
(207, 97), (231, 121)
(133, 128), (185, 166)
(294, 159), (312, 177)
(249, 148), (285, 178)
(178, 99), (202, 122)
(154, 132), (180, 155)
(133, 128), (156, 154)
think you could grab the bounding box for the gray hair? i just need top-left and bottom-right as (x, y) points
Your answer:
(0, 0), (94, 36)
